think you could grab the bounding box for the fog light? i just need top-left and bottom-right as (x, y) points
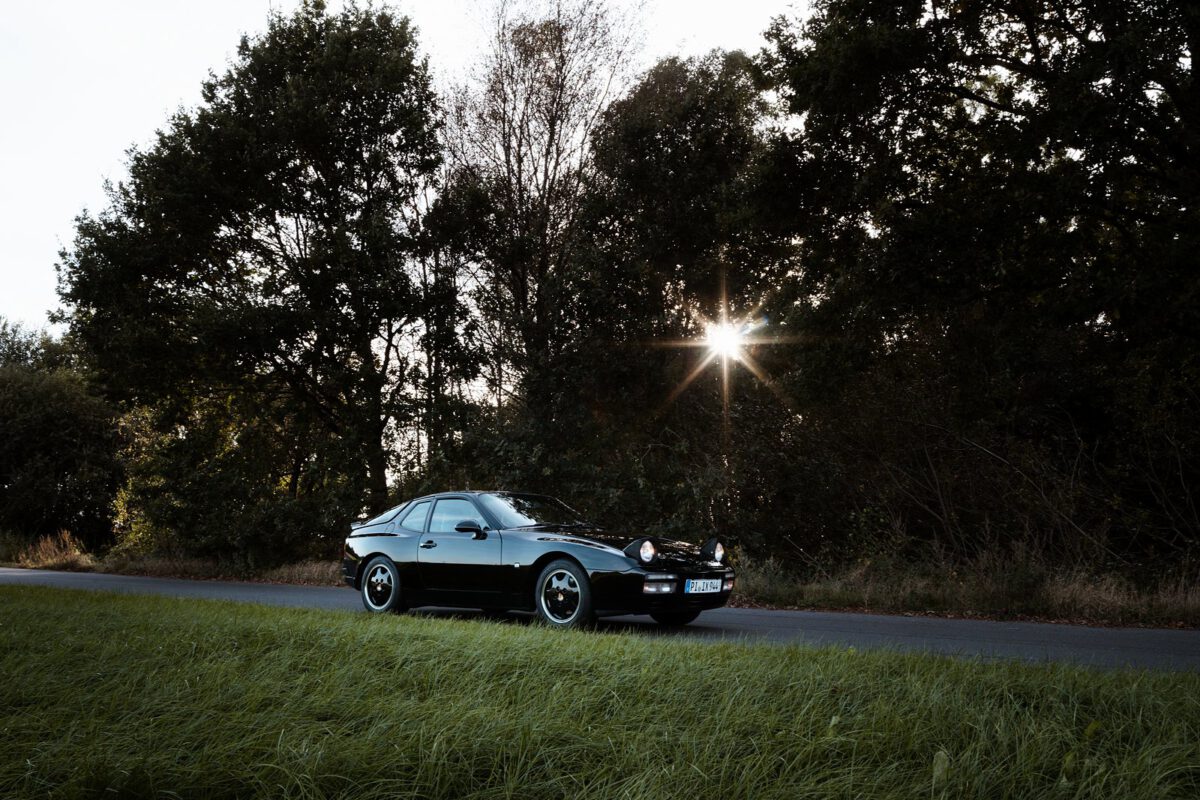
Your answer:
(643, 579), (677, 594)
(722, 578), (735, 591)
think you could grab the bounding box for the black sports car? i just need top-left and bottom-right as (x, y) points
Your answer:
(342, 491), (734, 628)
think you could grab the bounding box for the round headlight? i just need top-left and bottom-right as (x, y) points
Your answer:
(639, 540), (657, 563)
(713, 542), (725, 563)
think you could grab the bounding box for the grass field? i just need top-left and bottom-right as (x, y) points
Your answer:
(1, 588), (1198, 798)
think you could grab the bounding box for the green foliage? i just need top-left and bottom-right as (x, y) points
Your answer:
(440, 49), (791, 542)
(57, 1), (474, 562)
(59, 0), (444, 518)
(0, 318), (74, 371)
(42, 0), (1200, 581)
(0, 363), (119, 548)
(3, 588), (1199, 798)
(113, 398), (356, 567)
(746, 0), (1200, 564)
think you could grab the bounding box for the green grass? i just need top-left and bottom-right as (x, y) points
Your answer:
(1, 588), (1198, 799)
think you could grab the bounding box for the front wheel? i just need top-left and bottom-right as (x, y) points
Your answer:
(361, 556), (406, 614)
(650, 610), (701, 626)
(534, 560), (594, 629)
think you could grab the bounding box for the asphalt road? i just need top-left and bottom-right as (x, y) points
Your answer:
(3, 567), (1198, 671)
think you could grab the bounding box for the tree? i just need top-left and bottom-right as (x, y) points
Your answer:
(440, 0), (636, 417)
(0, 319), (120, 548)
(112, 393), (355, 565)
(0, 318), (74, 371)
(757, 0), (1200, 560)
(559, 50), (788, 535)
(60, 1), (442, 513)
(588, 50), (778, 321)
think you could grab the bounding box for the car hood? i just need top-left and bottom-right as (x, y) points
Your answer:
(517, 527), (720, 568)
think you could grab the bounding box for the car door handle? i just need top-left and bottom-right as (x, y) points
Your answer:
(420, 540), (437, 549)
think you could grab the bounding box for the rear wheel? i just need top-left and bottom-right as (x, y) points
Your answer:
(361, 556), (405, 614)
(534, 560), (594, 629)
(650, 610), (701, 626)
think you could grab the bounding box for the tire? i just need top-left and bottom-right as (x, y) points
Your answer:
(361, 556), (406, 614)
(534, 559), (594, 629)
(650, 610), (701, 626)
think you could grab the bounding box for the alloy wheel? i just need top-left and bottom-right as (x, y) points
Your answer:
(540, 569), (581, 624)
(365, 563), (394, 610)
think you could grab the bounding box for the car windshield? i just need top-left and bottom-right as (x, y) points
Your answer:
(478, 493), (594, 529)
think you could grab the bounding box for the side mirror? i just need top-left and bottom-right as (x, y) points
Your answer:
(455, 520), (486, 539)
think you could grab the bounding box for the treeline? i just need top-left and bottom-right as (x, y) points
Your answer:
(3, 0), (1198, 579)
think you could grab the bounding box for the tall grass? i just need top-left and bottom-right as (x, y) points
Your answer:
(97, 554), (341, 585)
(12, 531), (94, 571)
(259, 559), (341, 585)
(733, 552), (1200, 627)
(1, 587), (1198, 799)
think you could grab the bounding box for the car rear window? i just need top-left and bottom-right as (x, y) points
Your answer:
(361, 503), (405, 527)
(397, 500), (431, 532)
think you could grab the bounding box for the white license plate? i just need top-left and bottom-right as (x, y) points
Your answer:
(685, 579), (722, 594)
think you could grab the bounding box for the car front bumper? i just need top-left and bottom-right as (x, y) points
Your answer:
(590, 567), (735, 616)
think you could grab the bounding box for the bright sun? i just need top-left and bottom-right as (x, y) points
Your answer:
(705, 322), (745, 360)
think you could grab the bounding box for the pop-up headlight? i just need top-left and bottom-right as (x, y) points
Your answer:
(625, 538), (658, 564)
(701, 537), (726, 563)
(639, 540), (657, 563)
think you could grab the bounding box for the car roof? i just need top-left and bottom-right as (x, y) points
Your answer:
(407, 490), (543, 501)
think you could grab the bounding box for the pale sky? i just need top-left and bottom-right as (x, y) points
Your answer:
(0, 0), (805, 330)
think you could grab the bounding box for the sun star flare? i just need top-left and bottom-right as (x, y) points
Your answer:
(704, 322), (746, 361)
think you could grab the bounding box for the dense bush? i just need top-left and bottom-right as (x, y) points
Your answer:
(0, 365), (119, 549)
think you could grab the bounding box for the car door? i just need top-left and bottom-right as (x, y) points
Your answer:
(416, 496), (503, 601)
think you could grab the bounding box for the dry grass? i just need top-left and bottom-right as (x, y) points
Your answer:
(732, 552), (1200, 627)
(99, 554), (237, 580)
(259, 559), (341, 585)
(14, 531), (95, 571)
(97, 554), (341, 585)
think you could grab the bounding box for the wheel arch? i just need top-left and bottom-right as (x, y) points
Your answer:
(526, 547), (633, 590)
(527, 551), (586, 592)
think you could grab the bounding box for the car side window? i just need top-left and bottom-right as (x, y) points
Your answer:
(429, 498), (486, 534)
(396, 500), (431, 532)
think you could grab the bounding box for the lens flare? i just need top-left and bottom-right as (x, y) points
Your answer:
(650, 271), (800, 421)
(705, 323), (744, 361)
